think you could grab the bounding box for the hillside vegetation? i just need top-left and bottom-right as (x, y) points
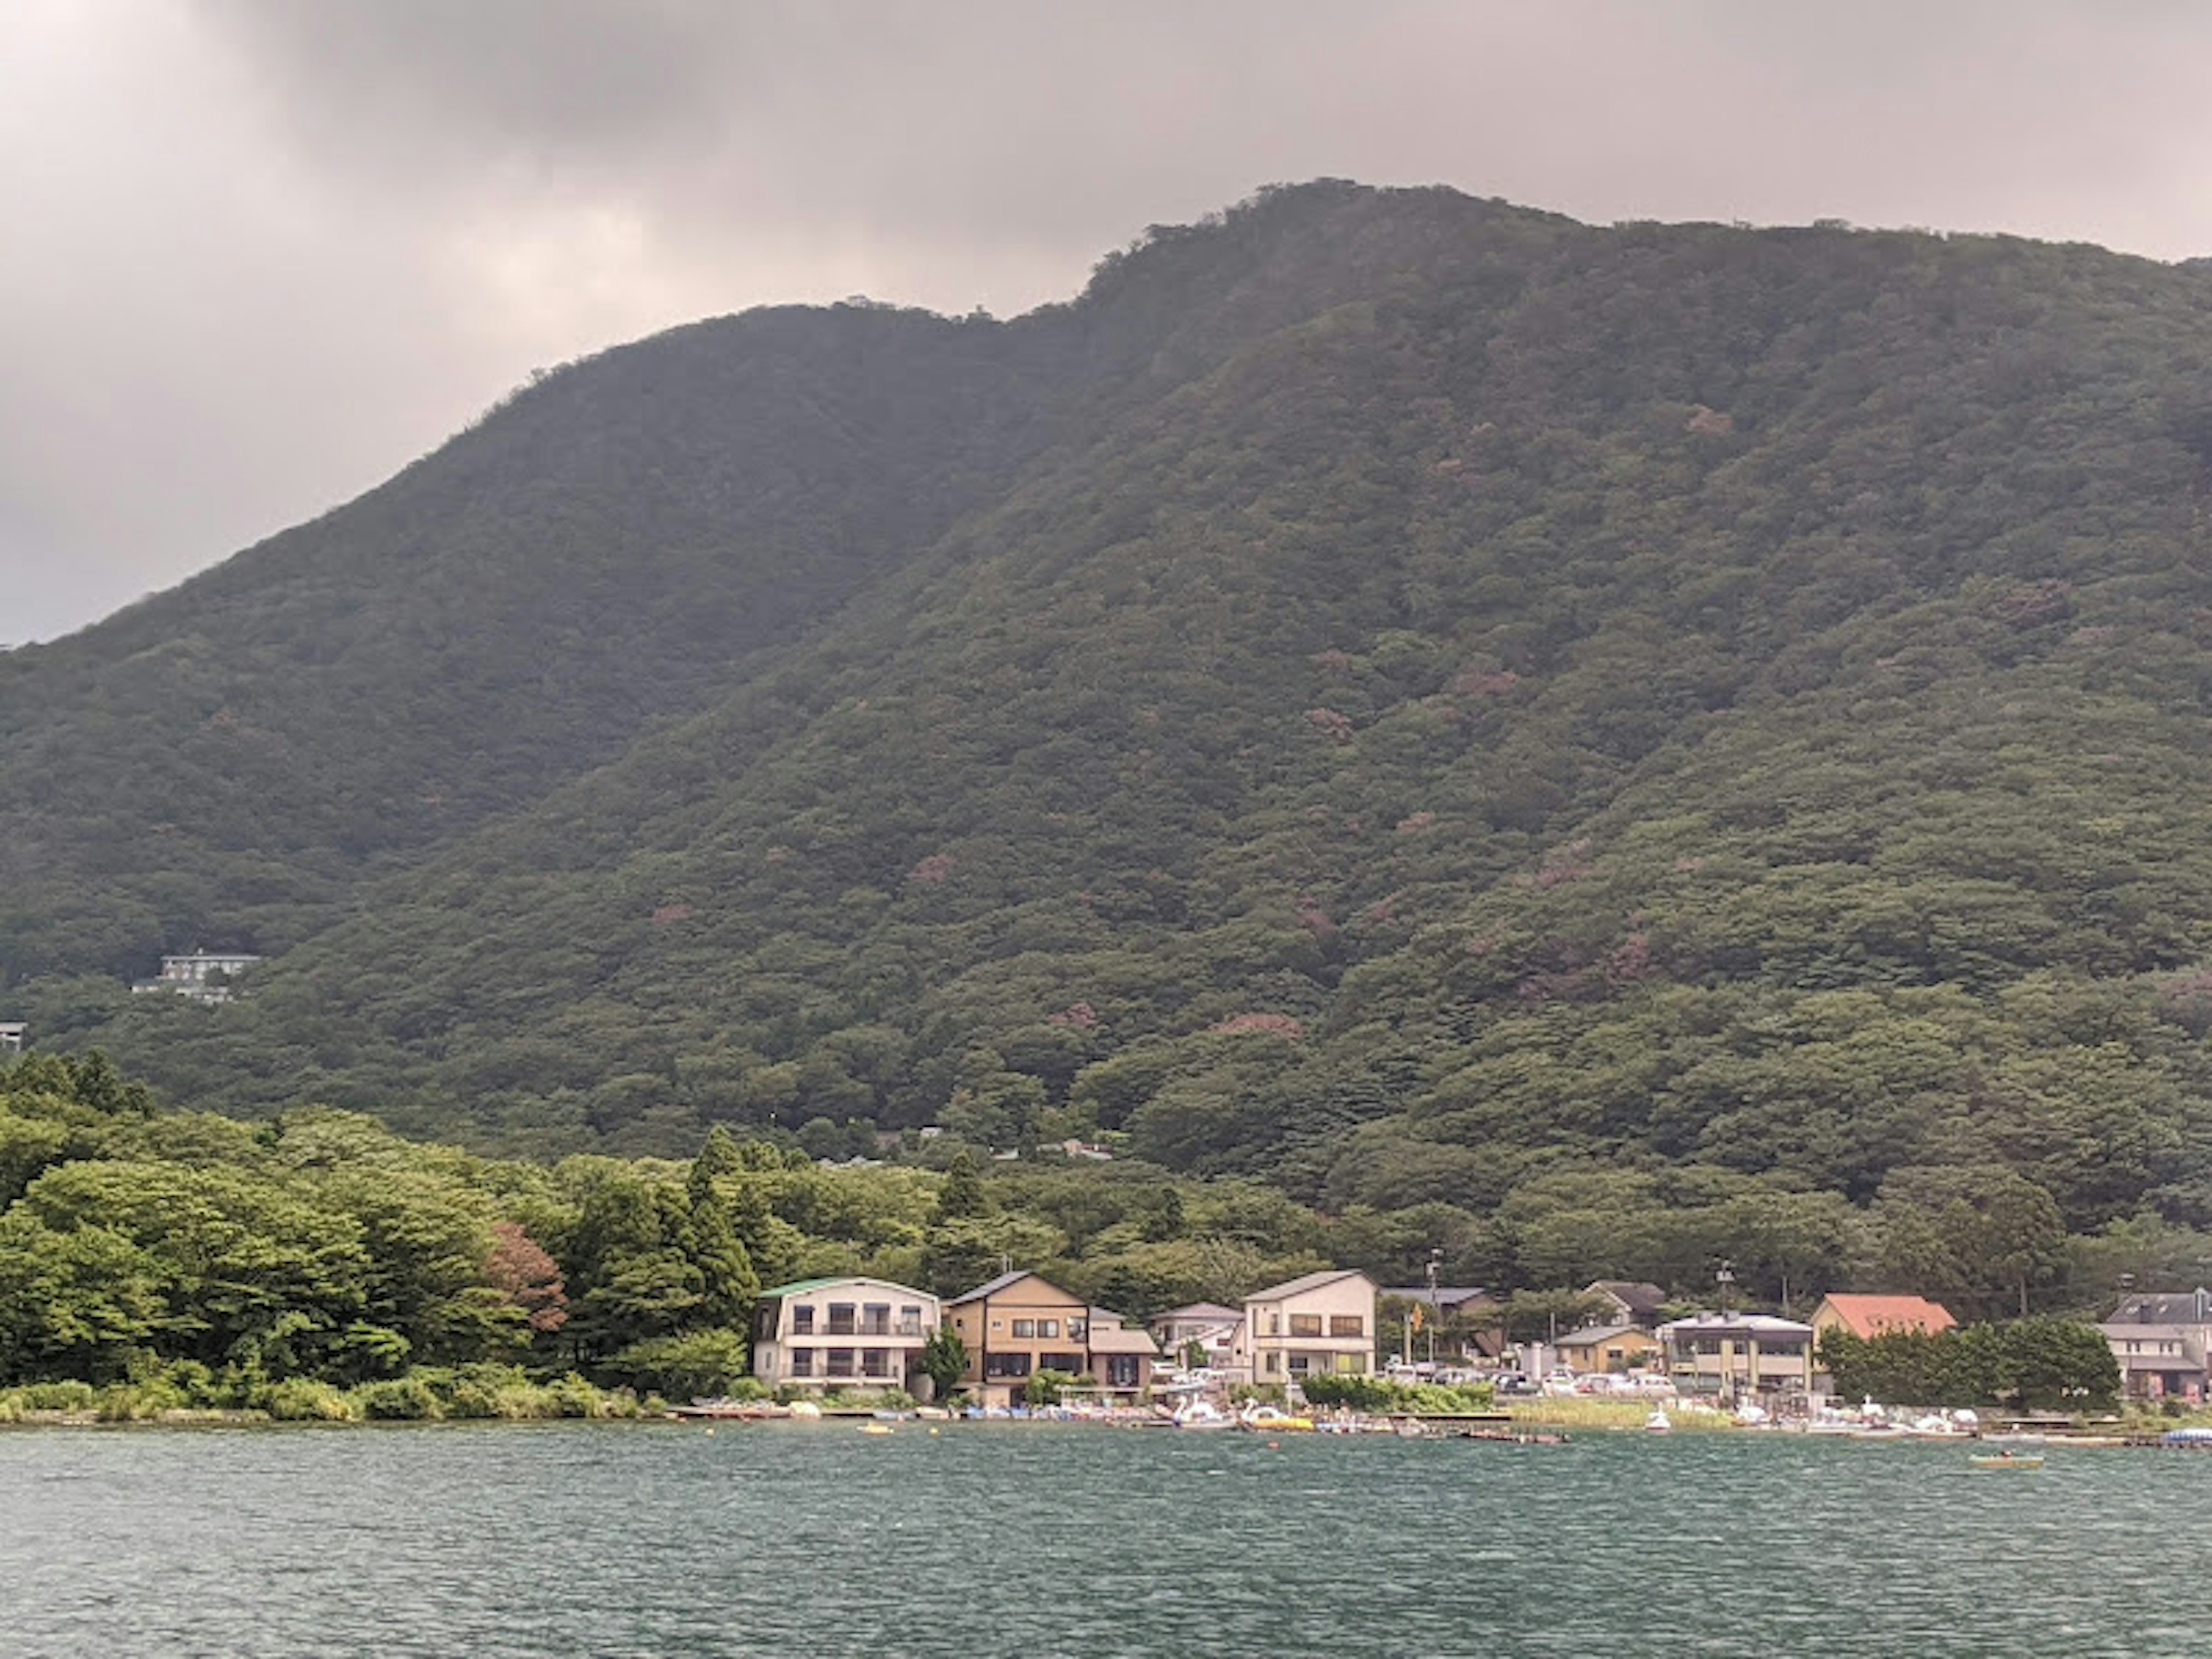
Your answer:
(12, 182), (2212, 1304)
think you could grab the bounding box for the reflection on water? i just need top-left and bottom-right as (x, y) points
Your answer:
(2, 1423), (2202, 1657)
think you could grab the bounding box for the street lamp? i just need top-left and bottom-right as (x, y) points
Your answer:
(1426, 1249), (1442, 1368)
(1715, 1262), (1738, 1404)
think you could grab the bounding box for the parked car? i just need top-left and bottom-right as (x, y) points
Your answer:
(1493, 1372), (1539, 1396)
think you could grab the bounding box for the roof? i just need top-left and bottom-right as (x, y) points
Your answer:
(1657, 1312), (1813, 1338)
(1586, 1281), (1668, 1315)
(1246, 1269), (1375, 1302)
(1086, 1325), (1160, 1355)
(1815, 1294), (1957, 1339)
(1553, 1324), (1655, 1349)
(760, 1275), (933, 1300)
(2109, 1290), (2212, 1325)
(947, 1269), (1077, 1306)
(1152, 1302), (1243, 1324)
(1382, 1286), (1495, 1308)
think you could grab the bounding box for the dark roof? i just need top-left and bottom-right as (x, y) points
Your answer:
(2109, 1290), (2212, 1325)
(1152, 1302), (1243, 1324)
(1586, 1280), (1668, 1315)
(1381, 1286), (1495, 1309)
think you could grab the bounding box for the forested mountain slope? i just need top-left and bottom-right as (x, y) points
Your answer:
(16, 183), (2212, 1305)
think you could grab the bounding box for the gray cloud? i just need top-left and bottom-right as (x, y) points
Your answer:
(7, 0), (2212, 643)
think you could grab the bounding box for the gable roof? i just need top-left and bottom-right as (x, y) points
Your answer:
(1815, 1294), (1957, 1338)
(760, 1275), (935, 1301)
(1382, 1286), (1496, 1309)
(1585, 1280), (1668, 1315)
(1086, 1324), (1159, 1355)
(947, 1269), (1077, 1306)
(1246, 1268), (1374, 1302)
(1152, 1301), (1243, 1324)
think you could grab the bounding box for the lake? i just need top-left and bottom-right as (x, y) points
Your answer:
(2, 1422), (2200, 1656)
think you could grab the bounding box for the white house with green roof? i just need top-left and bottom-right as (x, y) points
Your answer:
(752, 1276), (940, 1392)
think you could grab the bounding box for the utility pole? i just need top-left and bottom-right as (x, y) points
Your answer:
(1426, 1249), (1442, 1368)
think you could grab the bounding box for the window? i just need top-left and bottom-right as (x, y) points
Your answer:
(1329, 1315), (1364, 1338)
(985, 1353), (1033, 1380)
(827, 1348), (856, 1378)
(1105, 1355), (1141, 1388)
(1289, 1355), (1312, 1375)
(861, 1304), (891, 1336)
(862, 1349), (892, 1378)
(792, 1306), (815, 1335)
(791, 1349), (814, 1377)
(1264, 1353), (1282, 1375)
(1013, 1320), (1036, 1339)
(827, 1304), (857, 1335)
(1290, 1315), (1323, 1338)
(1041, 1352), (1084, 1374)
(1069, 1317), (1088, 1340)
(1037, 1320), (1059, 1339)
(897, 1306), (923, 1336)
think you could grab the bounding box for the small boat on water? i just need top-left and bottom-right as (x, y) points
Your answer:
(1969, 1451), (2043, 1469)
(858, 1423), (895, 1436)
(1645, 1409), (1672, 1434)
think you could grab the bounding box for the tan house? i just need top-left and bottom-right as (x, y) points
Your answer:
(946, 1271), (1096, 1407)
(1808, 1294), (1956, 1342)
(751, 1276), (940, 1393)
(1236, 1270), (1377, 1391)
(1554, 1323), (1660, 1374)
(1658, 1312), (1815, 1401)
(2099, 1289), (2212, 1403)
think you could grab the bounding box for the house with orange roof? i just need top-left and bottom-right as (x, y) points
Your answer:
(1808, 1294), (1957, 1342)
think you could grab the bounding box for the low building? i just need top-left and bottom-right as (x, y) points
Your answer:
(751, 1277), (940, 1394)
(1236, 1270), (1377, 1391)
(1554, 1323), (1660, 1374)
(1808, 1294), (1956, 1342)
(1150, 1302), (1243, 1370)
(0, 1023), (22, 1053)
(131, 949), (263, 1003)
(1658, 1312), (1815, 1401)
(947, 1271), (1096, 1407)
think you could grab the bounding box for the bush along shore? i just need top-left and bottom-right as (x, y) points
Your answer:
(0, 1365), (654, 1425)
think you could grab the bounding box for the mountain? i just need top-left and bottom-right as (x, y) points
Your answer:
(13, 181), (2212, 1302)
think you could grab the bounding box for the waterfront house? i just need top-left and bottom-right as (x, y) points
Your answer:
(1236, 1270), (1377, 1390)
(1150, 1302), (1244, 1370)
(1808, 1294), (1956, 1342)
(2099, 1288), (2212, 1402)
(1657, 1312), (1815, 1401)
(752, 1277), (940, 1394)
(1084, 1311), (1160, 1397)
(947, 1271), (1096, 1407)
(1554, 1323), (1660, 1374)
(2097, 1323), (2208, 1402)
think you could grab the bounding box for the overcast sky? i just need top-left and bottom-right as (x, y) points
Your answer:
(6, 1), (2210, 645)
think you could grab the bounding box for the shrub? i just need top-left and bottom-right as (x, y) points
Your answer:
(352, 1376), (443, 1421)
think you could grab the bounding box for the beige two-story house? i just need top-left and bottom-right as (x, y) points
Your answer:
(1236, 1270), (1377, 1391)
(947, 1271), (1095, 1407)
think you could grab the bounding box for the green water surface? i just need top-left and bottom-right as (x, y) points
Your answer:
(1, 1423), (2198, 1656)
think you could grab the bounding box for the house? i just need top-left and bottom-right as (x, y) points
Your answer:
(1083, 1310), (1160, 1398)
(1808, 1293), (1956, 1344)
(2097, 1323), (2208, 1403)
(2100, 1287), (2212, 1402)
(1236, 1270), (1377, 1391)
(1657, 1312), (1815, 1401)
(1379, 1285), (1504, 1362)
(1150, 1302), (1243, 1370)
(0, 1023), (22, 1054)
(751, 1277), (940, 1394)
(946, 1271), (1097, 1407)
(131, 949), (263, 1004)
(1554, 1323), (1660, 1374)
(1584, 1281), (1669, 1326)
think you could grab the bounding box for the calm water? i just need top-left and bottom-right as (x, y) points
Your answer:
(2, 1422), (2203, 1657)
